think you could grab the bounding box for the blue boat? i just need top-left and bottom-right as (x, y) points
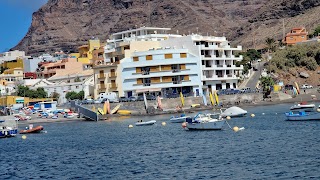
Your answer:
(285, 111), (320, 121)
(0, 120), (18, 138)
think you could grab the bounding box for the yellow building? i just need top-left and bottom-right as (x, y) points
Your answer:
(77, 39), (102, 64)
(0, 96), (53, 106)
(0, 68), (24, 85)
(1, 57), (24, 69)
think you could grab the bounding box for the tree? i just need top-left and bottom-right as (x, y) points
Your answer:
(246, 49), (261, 61)
(51, 92), (60, 100)
(260, 77), (274, 91)
(313, 25), (320, 36)
(16, 85), (47, 98)
(265, 37), (276, 52)
(74, 77), (81, 82)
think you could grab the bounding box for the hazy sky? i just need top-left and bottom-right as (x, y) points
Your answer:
(0, 0), (48, 53)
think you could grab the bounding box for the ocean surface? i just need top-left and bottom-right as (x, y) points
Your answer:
(1, 103), (320, 179)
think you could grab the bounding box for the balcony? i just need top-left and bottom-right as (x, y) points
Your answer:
(109, 72), (117, 78)
(98, 74), (105, 79)
(98, 84), (106, 92)
(172, 69), (181, 73)
(109, 83), (118, 90)
(173, 81), (182, 84)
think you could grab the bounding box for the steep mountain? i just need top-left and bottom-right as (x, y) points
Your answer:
(11, 0), (320, 55)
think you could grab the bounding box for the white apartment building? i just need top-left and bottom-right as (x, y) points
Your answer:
(95, 27), (243, 98)
(0, 50), (28, 63)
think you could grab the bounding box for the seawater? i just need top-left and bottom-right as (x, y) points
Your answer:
(1, 104), (319, 179)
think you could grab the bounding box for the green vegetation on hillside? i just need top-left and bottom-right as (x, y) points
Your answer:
(267, 43), (320, 72)
(236, 49), (261, 74)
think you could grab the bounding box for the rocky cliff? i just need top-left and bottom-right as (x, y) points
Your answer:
(12, 0), (320, 55)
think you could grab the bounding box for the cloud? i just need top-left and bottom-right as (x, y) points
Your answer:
(2, 0), (48, 12)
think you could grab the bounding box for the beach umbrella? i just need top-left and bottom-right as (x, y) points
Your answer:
(209, 92), (215, 106)
(157, 96), (162, 110)
(214, 91), (219, 105)
(103, 101), (107, 115)
(180, 92), (185, 107)
(143, 92), (148, 109)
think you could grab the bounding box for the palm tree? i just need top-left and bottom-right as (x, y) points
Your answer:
(265, 37), (276, 53)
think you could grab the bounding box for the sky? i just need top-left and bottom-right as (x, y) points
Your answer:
(0, 0), (48, 53)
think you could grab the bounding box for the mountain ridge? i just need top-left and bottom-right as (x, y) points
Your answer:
(12, 0), (320, 55)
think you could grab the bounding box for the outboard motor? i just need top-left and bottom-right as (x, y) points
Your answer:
(186, 117), (193, 123)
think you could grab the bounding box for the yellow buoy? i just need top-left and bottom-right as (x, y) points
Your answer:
(226, 116), (231, 120)
(233, 126), (239, 132)
(317, 109), (320, 112)
(251, 114), (255, 117)
(22, 135), (27, 140)
(162, 122), (166, 126)
(128, 125), (133, 128)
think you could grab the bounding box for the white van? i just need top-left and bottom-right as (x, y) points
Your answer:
(98, 92), (119, 103)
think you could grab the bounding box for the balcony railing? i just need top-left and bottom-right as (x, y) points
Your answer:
(98, 84), (106, 91)
(98, 74), (105, 79)
(143, 83), (151, 86)
(109, 83), (118, 90)
(172, 69), (181, 73)
(109, 72), (117, 78)
(173, 81), (182, 84)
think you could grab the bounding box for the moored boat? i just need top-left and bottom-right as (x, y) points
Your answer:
(170, 114), (191, 123)
(0, 120), (18, 138)
(20, 124), (44, 134)
(135, 120), (156, 126)
(285, 111), (320, 121)
(221, 106), (247, 118)
(183, 113), (225, 130)
(290, 102), (315, 112)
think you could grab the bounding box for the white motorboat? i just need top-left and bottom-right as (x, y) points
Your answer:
(170, 114), (191, 123)
(290, 102), (315, 112)
(183, 113), (225, 130)
(135, 120), (156, 126)
(221, 106), (247, 118)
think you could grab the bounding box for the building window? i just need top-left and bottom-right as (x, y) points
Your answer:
(180, 53), (187, 58)
(146, 55), (153, 61)
(165, 54), (173, 59)
(143, 78), (151, 86)
(76, 86), (79, 89)
(141, 67), (150, 75)
(133, 57), (139, 62)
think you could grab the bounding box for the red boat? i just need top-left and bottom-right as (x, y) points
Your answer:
(20, 125), (44, 134)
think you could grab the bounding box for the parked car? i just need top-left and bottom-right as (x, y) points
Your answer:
(137, 96), (144, 101)
(301, 84), (313, 89)
(240, 87), (251, 93)
(146, 95), (156, 100)
(217, 89), (227, 95)
(284, 84), (294, 90)
(165, 93), (179, 98)
(119, 97), (130, 102)
(129, 96), (137, 102)
(82, 99), (94, 104)
(225, 88), (240, 95)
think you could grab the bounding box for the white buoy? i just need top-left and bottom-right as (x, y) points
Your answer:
(239, 127), (245, 131)
(162, 122), (166, 126)
(233, 126), (239, 132)
(128, 124), (133, 128)
(251, 114), (255, 117)
(262, 113), (265, 115)
(226, 116), (231, 120)
(275, 113), (278, 115)
(317, 109), (320, 112)
(22, 135), (27, 140)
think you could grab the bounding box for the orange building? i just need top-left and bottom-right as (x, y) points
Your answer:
(284, 27), (308, 45)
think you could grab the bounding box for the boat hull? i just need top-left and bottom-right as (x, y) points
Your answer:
(186, 120), (225, 130)
(285, 112), (320, 121)
(170, 116), (190, 123)
(135, 120), (156, 126)
(20, 126), (44, 134)
(0, 129), (18, 138)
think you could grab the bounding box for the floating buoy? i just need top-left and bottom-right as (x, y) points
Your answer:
(317, 109), (320, 112)
(233, 126), (239, 132)
(162, 122), (166, 126)
(226, 116), (231, 120)
(275, 113), (278, 115)
(239, 127), (245, 131)
(262, 113), (265, 115)
(182, 122), (187, 128)
(251, 114), (255, 117)
(22, 135), (27, 140)
(128, 124), (133, 128)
